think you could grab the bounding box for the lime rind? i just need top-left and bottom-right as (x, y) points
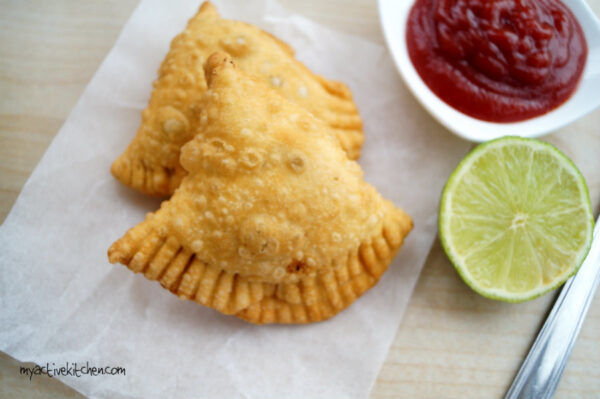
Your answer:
(439, 136), (594, 303)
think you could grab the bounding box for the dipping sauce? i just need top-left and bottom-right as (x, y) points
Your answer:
(406, 0), (588, 122)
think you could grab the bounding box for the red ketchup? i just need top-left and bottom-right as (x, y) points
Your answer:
(406, 0), (588, 122)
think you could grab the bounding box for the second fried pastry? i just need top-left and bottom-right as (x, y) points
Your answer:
(111, 1), (364, 197)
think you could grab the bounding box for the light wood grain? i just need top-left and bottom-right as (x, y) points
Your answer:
(1, 1), (599, 398)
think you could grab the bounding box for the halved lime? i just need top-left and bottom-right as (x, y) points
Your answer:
(439, 137), (594, 302)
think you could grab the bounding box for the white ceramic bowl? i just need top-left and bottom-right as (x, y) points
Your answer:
(378, 0), (600, 142)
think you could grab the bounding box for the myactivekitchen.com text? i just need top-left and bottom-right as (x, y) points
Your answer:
(20, 362), (126, 380)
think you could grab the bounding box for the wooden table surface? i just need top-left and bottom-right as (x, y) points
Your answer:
(1, 1), (599, 398)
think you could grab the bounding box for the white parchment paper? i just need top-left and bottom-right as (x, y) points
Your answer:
(1, 0), (481, 398)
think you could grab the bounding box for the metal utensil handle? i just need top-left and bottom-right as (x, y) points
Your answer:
(505, 215), (600, 399)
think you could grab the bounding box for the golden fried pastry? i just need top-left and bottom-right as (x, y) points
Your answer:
(111, 1), (364, 197)
(108, 53), (411, 324)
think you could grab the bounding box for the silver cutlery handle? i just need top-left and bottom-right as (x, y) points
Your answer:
(505, 215), (600, 399)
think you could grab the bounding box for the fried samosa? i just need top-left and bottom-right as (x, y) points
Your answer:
(108, 53), (411, 324)
(111, 1), (363, 197)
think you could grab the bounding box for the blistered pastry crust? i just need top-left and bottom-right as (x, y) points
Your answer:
(109, 201), (411, 323)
